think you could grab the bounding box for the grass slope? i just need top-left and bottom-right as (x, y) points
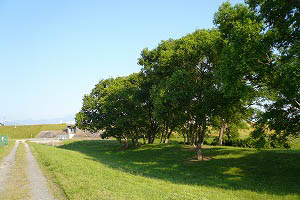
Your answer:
(0, 124), (66, 139)
(30, 140), (300, 200)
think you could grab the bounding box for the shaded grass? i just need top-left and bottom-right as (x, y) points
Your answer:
(30, 140), (300, 200)
(0, 124), (66, 139)
(2, 143), (31, 200)
(0, 140), (15, 162)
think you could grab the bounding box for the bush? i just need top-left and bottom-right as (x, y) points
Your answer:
(209, 136), (256, 148)
(223, 137), (255, 148)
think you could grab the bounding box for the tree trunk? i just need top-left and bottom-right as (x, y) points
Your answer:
(151, 135), (155, 144)
(164, 128), (173, 144)
(197, 143), (203, 161)
(197, 121), (206, 161)
(163, 121), (169, 143)
(148, 133), (152, 144)
(187, 123), (194, 145)
(142, 134), (146, 145)
(124, 138), (128, 149)
(159, 133), (164, 143)
(218, 120), (226, 146)
(160, 121), (167, 143)
(183, 129), (186, 144)
(194, 133), (198, 147)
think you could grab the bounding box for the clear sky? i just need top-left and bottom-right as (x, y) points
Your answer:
(0, 0), (244, 123)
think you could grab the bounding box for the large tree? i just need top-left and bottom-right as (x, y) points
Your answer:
(213, 2), (271, 145)
(139, 29), (222, 159)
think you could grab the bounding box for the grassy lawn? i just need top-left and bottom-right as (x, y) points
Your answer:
(0, 124), (66, 139)
(0, 140), (15, 162)
(30, 140), (300, 200)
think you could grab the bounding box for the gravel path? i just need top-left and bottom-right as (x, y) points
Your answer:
(23, 141), (55, 200)
(0, 140), (55, 200)
(0, 141), (19, 194)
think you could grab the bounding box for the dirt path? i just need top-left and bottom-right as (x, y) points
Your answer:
(0, 140), (55, 200)
(0, 141), (19, 193)
(24, 141), (55, 200)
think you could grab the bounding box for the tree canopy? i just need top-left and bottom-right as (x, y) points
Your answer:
(76, 1), (299, 153)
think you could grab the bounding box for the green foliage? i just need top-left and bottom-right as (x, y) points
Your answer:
(140, 29), (224, 146)
(214, 2), (269, 95)
(76, 1), (299, 149)
(223, 137), (255, 148)
(151, 69), (195, 132)
(246, 0), (300, 48)
(76, 73), (158, 147)
(246, 0), (300, 142)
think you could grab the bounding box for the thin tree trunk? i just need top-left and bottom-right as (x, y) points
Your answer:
(150, 123), (158, 144)
(197, 121), (206, 161)
(163, 121), (169, 143)
(160, 121), (167, 143)
(151, 134), (155, 144)
(191, 134), (195, 146)
(183, 129), (186, 144)
(124, 138), (128, 149)
(148, 132), (152, 144)
(143, 134), (146, 145)
(159, 134), (163, 143)
(197, 143), (203, 161)
(135, 133), (139, 146)
(164, 128), (173, 144)
(187, 127), (191, 144)
(218, 120), (226, 146)
(194, 132), (198, 147)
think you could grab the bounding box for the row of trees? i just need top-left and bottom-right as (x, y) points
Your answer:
(76, 1), (299, 158)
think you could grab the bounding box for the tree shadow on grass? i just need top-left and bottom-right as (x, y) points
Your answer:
(59, 140), (300, 197)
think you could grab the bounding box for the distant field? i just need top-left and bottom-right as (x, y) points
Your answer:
(0, 124), (66, 139)
(30, 140), (300, 200)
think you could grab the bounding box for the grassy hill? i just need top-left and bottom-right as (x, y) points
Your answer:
(0, 124), (66, 139)
(30, 140), (300, 200)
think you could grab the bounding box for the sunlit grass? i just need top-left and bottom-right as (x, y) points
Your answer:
(30, 139), (300, 200)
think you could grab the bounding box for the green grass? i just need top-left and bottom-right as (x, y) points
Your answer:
(30, 140), (300, 200)
(29, 142), (68, 200)
(2, 142), (31, 200)
(0, 140), (15, 162)
(0, 124), (66, 139)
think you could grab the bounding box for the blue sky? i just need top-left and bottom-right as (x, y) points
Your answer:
(0, 0), (244, 123)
